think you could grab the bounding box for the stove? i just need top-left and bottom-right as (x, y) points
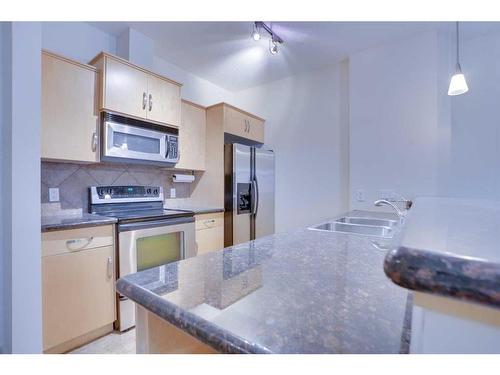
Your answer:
(89, 185), (197, 331)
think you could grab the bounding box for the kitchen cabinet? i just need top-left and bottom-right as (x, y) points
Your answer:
(41, 50), (99, 163)
(41, 225), (116, 353)
(175, 100), (206, 171)
(195, 212), (224, 255)
(90, 52), (181, 127)
(223, 103), (265, 144)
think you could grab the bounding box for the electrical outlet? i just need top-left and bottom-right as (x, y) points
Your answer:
(49, 188), (59, 202)
(356, 189), (366, 202)
(170, 188), (176, 198)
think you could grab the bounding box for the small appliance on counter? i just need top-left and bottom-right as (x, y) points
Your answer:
(101, 112), (179, 167)
(224, 144), (275, 246)
(89, 185), (196, 332)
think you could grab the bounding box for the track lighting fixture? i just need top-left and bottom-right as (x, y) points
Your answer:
(251, 21), (284, 55)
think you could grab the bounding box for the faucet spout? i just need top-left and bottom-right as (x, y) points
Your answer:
(374, 199), (406, 219)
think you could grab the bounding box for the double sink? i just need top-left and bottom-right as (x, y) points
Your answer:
(309, 215), (399, 239)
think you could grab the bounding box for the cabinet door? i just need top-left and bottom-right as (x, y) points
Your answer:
(41, 52), (99, 162)
(195, 212), (224, 255)
(42, 245), (116, 352)
(224, 105), (265, 143)
(104, 57), (148, 119)
(175, 101), (206, 171)
(196, 227), (224, 255)
(245, 116), (265, 143)
(224, 105), (248, 138)
(147, 74), (181, 127)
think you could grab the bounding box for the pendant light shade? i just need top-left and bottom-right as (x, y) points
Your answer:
(448, 63), (469, 96)
(448, 22), (469, 96)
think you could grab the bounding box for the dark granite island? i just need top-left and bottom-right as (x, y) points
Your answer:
(117, 211), (411, 354)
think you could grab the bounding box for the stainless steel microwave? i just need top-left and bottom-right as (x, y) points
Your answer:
(101, 112), (179, 166)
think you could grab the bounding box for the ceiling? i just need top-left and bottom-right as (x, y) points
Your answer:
(89, 21), (500, 91)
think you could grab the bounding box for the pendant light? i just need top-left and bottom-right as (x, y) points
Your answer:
(448, 21), (469, 96)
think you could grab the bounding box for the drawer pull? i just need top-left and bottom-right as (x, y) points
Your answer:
(107, 257), (113, 278)
(65, 237), (93, 251)
(204, 219), (216, 226)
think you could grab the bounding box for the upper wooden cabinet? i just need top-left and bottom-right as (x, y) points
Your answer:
(41, 51), (99, 163)
(210, 103), (265, 144)
(90, 52), (182, 128)
(175, 100), (206, 171)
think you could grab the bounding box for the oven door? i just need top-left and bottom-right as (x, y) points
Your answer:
(103, 121), (168, 164)
(117, 216), (196, 331)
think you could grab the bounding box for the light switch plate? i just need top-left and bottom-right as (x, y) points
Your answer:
(49, 188), (59, 202)
(356, 189), (365, 202)
(170, 188), (176, 198)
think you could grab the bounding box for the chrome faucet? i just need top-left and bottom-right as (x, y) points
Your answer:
(374, 199), (406, 221)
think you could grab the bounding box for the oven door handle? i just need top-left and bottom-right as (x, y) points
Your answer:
(118, 216), (194, 232)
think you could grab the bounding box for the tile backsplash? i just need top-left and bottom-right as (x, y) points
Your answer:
(41, 161), (192, 210)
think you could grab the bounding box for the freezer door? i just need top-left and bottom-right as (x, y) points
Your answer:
(232, 144), (252, 245)
(254, 148), (275, 239)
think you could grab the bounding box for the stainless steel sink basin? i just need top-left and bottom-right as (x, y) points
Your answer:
(308, 215), (398, 239)
(335, 216), (398, 228)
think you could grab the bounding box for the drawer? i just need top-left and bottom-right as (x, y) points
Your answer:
(195, 212), (224, 231)
(42, 225), (114, 257)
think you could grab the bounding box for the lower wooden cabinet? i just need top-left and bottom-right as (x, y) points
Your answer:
(195, 212), (224, 255)
(41, 225), (116, 353)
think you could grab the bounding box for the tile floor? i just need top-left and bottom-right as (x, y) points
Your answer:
(70, 328), (136, 354)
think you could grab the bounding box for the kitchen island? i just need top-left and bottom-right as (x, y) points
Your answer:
(117, 210), (410, 354)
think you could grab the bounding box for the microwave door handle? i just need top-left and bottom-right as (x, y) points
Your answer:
(165, 136), (170, 158)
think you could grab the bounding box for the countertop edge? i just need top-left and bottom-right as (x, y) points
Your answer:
(384, 245), (500, 309)
(116, 278), (272, 354)
(41, 218), (118, 233)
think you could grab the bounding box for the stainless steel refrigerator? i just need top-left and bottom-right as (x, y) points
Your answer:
(224, 143), (275, 246)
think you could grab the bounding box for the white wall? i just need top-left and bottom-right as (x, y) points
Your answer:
(233, 65), (348, 232)
(153, 56), (234, 106)
(42, 22), (116, 63)
(0, 21), (8, 354)
(1, 22), (43, 354)
(447, 30), (500, 201)
(349, 31), (442, 210)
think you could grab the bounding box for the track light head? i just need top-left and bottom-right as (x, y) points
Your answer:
(251, 23), (261, 41)
(269, 38), (279, 55)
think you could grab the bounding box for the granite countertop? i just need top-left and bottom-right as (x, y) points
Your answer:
(41, 213), (117, 232)
(384, 197), (500, 309)
(117, 210), (411, 354)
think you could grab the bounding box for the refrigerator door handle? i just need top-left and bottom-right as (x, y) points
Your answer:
(251, 179), (259, 215)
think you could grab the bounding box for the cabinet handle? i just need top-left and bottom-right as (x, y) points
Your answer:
(66, 237), (93, 251)
(142, 92), (147, 109)
(149, 94), (153, 111)
(248, 120), (251, 133)
(244, 119), (249, 133)
(92, 132), (98, 152)
(107, 257), (113, 278)
(204, 219), (216, 227)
